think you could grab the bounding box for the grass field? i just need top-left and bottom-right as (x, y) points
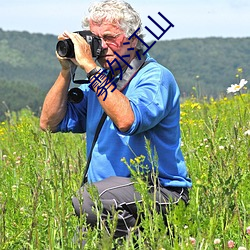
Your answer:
(0, 90), (249, 249)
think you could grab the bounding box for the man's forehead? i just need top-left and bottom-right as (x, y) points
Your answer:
(89, 19), (122, 33)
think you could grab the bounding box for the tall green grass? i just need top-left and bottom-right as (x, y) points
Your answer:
(0, 93), (249, 249)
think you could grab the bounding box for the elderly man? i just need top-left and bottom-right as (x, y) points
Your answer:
(40, 0), (192, 242)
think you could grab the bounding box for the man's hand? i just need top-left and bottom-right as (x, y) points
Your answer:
(62, 31), (97, 73)
(56, 33), (78, 71)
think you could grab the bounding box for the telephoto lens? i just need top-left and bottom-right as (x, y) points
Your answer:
(56, 39), (75, 58)
(56, 31), (102, 59)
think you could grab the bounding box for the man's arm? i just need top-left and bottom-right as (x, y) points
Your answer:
(40, 68), (71, 132)
(89, 75), (135, 132)
(40, 32), (89, 133)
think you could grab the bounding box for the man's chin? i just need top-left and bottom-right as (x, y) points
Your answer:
(98, 58), (112, 69)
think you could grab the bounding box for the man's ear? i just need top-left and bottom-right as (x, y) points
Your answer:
(130, 37), (138, 48)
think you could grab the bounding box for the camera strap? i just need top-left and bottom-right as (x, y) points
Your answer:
(81, 52), (150, 186)
(81, 111), (107, 186)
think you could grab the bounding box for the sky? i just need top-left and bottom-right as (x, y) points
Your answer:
(0, 0), (250, 41)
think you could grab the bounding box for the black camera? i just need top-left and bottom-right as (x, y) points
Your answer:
(56, 30), (102, 58)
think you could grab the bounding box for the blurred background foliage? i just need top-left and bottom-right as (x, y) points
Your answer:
(0, 28), (249, 120)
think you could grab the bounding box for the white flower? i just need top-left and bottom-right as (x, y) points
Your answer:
(20, 207), (25, 214)
(218, 145), (224, 150)
(214, 238), (221, 244)
(189, 237), (196, 245)
(227, 79), (248, 93)
(238, 247), (246, 250)
(244, 130), (250, 136)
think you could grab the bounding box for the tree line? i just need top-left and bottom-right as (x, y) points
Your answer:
(0, 28), (249, 120)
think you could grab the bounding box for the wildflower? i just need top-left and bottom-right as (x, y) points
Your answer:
(191, 103), (201, 109)
(130, 159), (135, 165)
(12, 185), (17, 192)
(228, 240), (235, 248)
(196, 180), (202, 185)
(246, 226), (250, 235)
(218, 145), (224, 150)
(69, 164), (74, 171)
(135, 157), (141, 164)
(237, 67), (243, 73)
(244, 130), (250, 136)
(214, 238), (221, 244)
(189, 237), (196, 246)
(238, 247), (246, 250)
(20, 207), (25, 214)
(42, 213), (48, 221)
(227, 79), (248, 93)
(120, 157), (126, 163)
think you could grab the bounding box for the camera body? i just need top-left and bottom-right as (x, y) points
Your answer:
(56, 30), (102, 58)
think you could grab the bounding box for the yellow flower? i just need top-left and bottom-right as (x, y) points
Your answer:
(135, 157), (141, 164)
(191, 103), (201, 109)
(180, 111), (187, 116)
(130, 159), (135, 165)
(237, 67), (243, 73)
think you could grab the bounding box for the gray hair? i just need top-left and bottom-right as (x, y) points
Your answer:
(82, 0), (144, 50)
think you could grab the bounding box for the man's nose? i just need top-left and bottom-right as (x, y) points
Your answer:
(101, 38), (109, 49)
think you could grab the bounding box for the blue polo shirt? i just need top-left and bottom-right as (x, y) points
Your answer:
(57, 56), (192, 188)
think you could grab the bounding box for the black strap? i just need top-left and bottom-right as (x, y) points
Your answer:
(81, 112), (107, 186)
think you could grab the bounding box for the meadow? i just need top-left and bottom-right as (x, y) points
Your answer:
(0, 89), (249, 249)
